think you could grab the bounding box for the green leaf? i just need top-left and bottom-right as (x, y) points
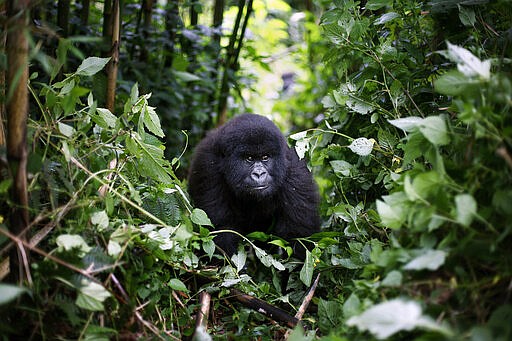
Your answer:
(434, 70), (472, 96)
(0, 284), (28, 305)
(330, 160), (352, 177)
(374, 12), (400, 25)
(107, 240), (122, 257)
(376, 192), (409, 229)
(173, 70), (202, 82)
(343, 293), (362, 318)
(418, 116), (450, 146)
(347, 299), (449, 339)
(143, 104), (165, 138)
(455, 193), (477, 226)
(75, 57), (111, 77)
(231, 247), (247, 273)
(95, 108), (117, 128)
(168, 278), (189, 293)
(404, 249), (447, 271)
(299, 250), (314, 286)
(366, 0), (392, 10)
(58, 122), (75, 138)
(388, 116), (423, 132)
(91, 210), (109, 231)
(381, 270), (403, 287)
(76, 292), (105, 311)
(191, 208), (213, 226)
(445, 42), (490, 79)
(348, 137), (374, 156)
(458, 5), (476, 26)
(202, 239), (215, 258)
(56, 234), (92, 254)
(318, 299), (343, 333)
(76, 279), (111, 311)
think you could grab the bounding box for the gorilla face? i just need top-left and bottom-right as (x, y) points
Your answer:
(218, 117), (287, 200)
(227, 152), (276, 199)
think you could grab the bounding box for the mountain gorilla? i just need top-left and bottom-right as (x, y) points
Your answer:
(188, 114), (320, 258)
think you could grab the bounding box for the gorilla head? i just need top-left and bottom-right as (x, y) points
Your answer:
(218, 115), (287, 199)
(188, 114), (320, 257)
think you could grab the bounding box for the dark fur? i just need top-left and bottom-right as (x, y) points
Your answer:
(188, 114), (320, 257)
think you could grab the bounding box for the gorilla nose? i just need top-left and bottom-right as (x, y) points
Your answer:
(251, 169), (268, 182)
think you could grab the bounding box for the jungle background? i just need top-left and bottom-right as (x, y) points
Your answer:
(1, 0), (511, 339)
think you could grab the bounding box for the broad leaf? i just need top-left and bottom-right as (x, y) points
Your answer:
(347, 299), (448, 339)
(404, 249), (447, 271)
(75, 57), (111, 77)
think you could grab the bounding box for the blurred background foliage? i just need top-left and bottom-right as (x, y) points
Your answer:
(0, 0), (511, 339)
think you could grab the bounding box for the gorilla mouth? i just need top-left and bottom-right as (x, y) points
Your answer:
(252, 185), (269, 190)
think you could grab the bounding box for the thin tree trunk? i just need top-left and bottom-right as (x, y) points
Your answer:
(189, 0), (198, 26)
(0, 3), (6, 148)
(164, 0), (181, 67)
(105, 0), (120, 111)
(6, 0), (30, 284)
(140, 0), (154, 62)
(216, 0), (252, 126)
(57, 0), (71, 37)
(80, 0), (91, 27)
(103, 0), (113, 40)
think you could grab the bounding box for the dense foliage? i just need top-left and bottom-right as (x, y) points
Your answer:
(1, 0), (511, 340)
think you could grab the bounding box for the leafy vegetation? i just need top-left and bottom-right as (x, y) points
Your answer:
(1, 0), (511, 340)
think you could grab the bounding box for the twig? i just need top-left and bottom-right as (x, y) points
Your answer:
(497, 146), (512, 170)
(284, 273), (321, 339)
(194, 291), (211, 333)
(230, 289), (299, 328)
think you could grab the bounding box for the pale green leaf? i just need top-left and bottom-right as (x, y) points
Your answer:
(231, 247), (247, 273)
(0, 284), (28, 305)
(347, 299), (449, 339)
(388, 116), (423, 132)
(366, 0), (393, 10)
(58, 122), (75, 138)
(374, 12), (400, 25)
(445, 42), (490, 79)
(381, 270), (403, 287)
(191, 208), (213, 226)
(348, 137), (374, 156)
(330, 160), (352, 177)
(173, 70), (201, 82)
(299, 250), (314, 286)
(404, 249), (447, 271)
(143, 105), (165, 137)
(419, 116), (450, 146)
(56, 234), (92, 254)
(107, 240), (122, 257)
(455, 193), (477, 226)
(91, 210), (109, 231)
(75, 57), (111, 76)
(95, 108), (117, 128)
(434, 70), (473, 96)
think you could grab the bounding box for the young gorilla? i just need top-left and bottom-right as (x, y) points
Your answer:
(188, 114), (320, 258)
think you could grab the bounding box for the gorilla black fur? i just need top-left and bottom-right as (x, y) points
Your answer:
(188, 114), (320, 257)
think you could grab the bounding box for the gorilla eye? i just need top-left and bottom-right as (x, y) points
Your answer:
(245, 156), (254, 163)
(261, 155), (269, 162)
